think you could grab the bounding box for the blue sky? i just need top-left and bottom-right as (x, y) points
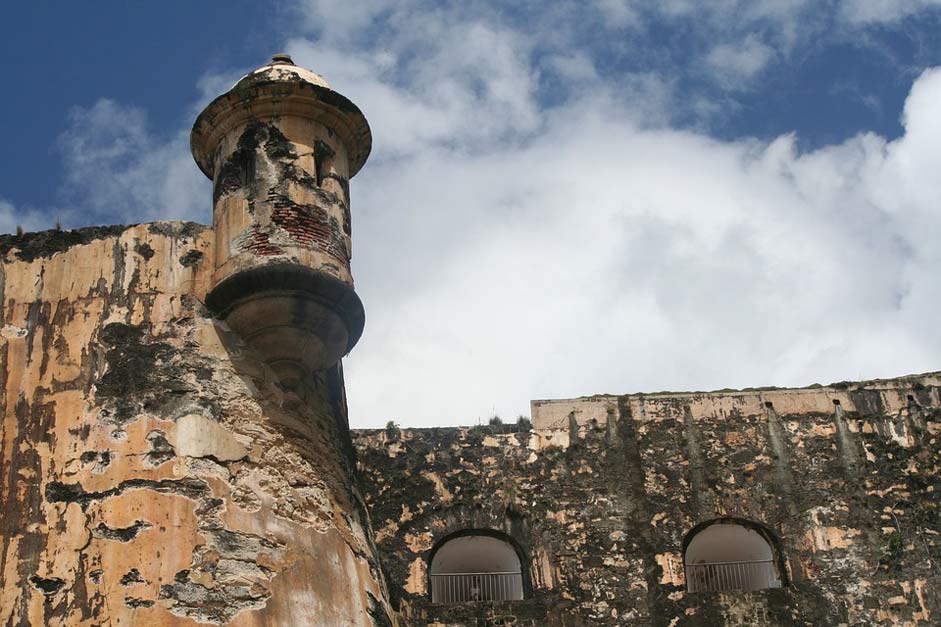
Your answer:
(1, 1), (940, 426)
(1, 1), (280, 215)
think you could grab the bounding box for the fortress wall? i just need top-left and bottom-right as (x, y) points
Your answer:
(531, 396), (618, 430)
(355, 374), (941, 626)
(355, 424), (649, 625)
(534, 372), (941, 430)
(0, 224), (392, 627)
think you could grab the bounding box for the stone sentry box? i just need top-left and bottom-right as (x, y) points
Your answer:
(192, 53), (371, 390)
(0, 56), (396, 627)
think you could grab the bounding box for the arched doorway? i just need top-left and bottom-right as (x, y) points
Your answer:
(428, 531), (525, 603)
(683, 519), (785, 592)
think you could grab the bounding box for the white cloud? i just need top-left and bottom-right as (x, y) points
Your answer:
(291, 0), (391, 37)
(234, 1), (941, 426)
(593, 0), (643, 27)
(704, 35), (776, 86)
(57, 99), (209, 226)
(581, 0), (940, 90)
(0, 198), (49, 235)
(283, 10), (541, 157)
(546, 52), (601, 84)
(840, 0), (941, 24)
(592, 0), (816, 48)
(338, 66), (941, 427)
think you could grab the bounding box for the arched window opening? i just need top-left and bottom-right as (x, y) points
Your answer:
(429, 533), (524, 604)
(684, 521), (784, 593)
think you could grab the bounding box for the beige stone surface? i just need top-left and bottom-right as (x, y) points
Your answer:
(0, 223), (392, 626)
(193, 55), (371, 383)
(356, 369), (941, 626)
(533, 373), (941, 432)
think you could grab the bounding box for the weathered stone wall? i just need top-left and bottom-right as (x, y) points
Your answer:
(3, 222), (939, 627)
(0, 224), (393, 626)
(354, 373), (941, 626)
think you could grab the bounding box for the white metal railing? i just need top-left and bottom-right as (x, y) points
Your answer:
(685, 560), (778, 593)
(430, 571), (523, 603)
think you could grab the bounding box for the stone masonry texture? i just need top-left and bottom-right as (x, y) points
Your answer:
(353, 374), (941, 626)
(0, 223), (392, 626)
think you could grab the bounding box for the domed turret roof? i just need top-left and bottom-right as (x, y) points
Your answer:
(230, 53), (333, 91)
(191, 54), (372, 180)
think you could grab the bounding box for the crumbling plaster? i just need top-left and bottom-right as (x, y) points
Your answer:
(354, 374), (941, 626)
(0, 223), (393, 626)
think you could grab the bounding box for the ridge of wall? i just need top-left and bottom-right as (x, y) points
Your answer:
(531, 372), (941, 431)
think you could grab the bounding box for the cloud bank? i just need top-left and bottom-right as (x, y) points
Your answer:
(337, 66), (941, 426)
(4, 0), (940, 427)
(282, 2), (941, 426)
(56, 99), (209, 226)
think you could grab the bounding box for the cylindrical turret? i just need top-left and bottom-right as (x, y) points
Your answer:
(191, 54), (370, 386)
